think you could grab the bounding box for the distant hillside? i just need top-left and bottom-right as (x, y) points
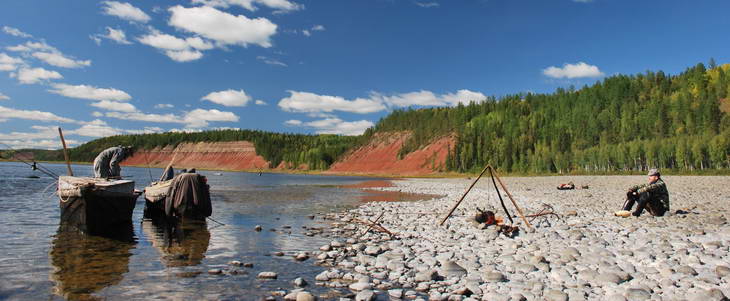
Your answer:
(368, 62), (730, 173)
(13, 61), (729, 175)
(68, 129), (360, 170)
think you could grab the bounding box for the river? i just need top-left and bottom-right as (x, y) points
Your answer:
(0, 161), (419, 300)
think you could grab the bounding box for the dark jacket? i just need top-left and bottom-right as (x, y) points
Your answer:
(630, 178), (670, 211)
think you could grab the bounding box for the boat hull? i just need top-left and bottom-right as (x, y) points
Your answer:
(58, 176), (139, 234)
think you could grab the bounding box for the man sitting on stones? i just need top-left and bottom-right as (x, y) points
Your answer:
(93, 145), (132, 179)
(623, 168), (670, 217)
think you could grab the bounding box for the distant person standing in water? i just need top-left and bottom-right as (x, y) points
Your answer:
(93, 146), (132, 179)
(623, 169), (670, 217)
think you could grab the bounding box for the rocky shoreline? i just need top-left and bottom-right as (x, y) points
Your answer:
(298, 176), (730, 301)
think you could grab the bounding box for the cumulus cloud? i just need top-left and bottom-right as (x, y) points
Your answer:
(168, 5), (277, 48)
(90, 100), (137, 112)
(255, 100), (267, 105)
(137, 31), (212, 62)
(101, 1), (151, 23)
(202, 89), (252, 107)
(0, 105), (76, 123)
(278, 91), (386, 114)
(285, 118), (374, 136)
(543, 62), (604, 79)
(0, 122), (164, 149)
(415, 2), (439, 8)
(32, 52), (91, 68)
(2, 26), (32, 38)
(302, 25), (325, 37)
(165, 49), (203, 62)
(278, 89), (486, 114)
(14, 67), (63, 84)
(154, 103), (174, 109)
(191, 0), (302, 13)
(48, 83), (132, 101)
(0, 92), (9, 100)
(92, 27), (132, 45)
(257, 56), (287, 67)
(0, 53), (24, 71)
(6, 41), (55, 53)
(104, 108), (239, 128)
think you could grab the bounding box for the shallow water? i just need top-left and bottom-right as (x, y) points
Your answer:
(0, 161), (429, 300)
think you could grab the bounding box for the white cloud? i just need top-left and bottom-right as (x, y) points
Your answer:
(165, 49), (203, 62)
(15, 67), (63, 84)
(374, 90), (443, 107)
(101, 1), (151, 23)
(0, 92), (8, 100)
(48, 83), (132, 101)
(32, 52), (91, 68)
(543, 62), (604, 79)
(104, 108), (239, 128)
(441, 89), (488, 106)
(415, 2), (439, 8)
(0, 105), (76, 123)
(278, 89), (486, 114)
(191, 0), (302, 13)
(301, 25), (324, 37)
(90, 100), (137, 112)
(154, 103), (174, 109)
(311, 25), (325, 31)
(255, 100), (266, 105)
(285, 118), (373, 136)
(0, 122), (165, 149)
(168, 5), (277, 48)
(0, 53), (24, 71)
(202, 89), (252, 107)
(94, 27), (132, 45)
(2, 26), (32, 38)
(573, 0), (593, 2)
(6, 41), (55, 53)
(137, 31), (211, 62)
(257, 56), (287, 67)
(278, 91), (386, 114)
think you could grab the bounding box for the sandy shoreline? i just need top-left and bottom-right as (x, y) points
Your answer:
(308, 175), (730, 301)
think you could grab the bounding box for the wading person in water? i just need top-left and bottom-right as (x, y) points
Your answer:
(93, 145), (132, 179)
(623, 169), (670, 217)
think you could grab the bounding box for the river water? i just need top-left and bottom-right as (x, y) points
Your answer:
(0, 161), (424, 300)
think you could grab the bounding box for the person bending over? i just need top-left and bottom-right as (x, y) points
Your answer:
(624, 169), (670, 217)
(93, 145), (132, 179)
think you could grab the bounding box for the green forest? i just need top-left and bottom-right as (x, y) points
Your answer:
(6, 61), (729, 174)
(370, 62), (730, 173)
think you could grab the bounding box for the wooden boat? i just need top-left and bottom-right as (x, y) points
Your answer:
(57, 176), (140, 234)
(143, 172), (212, 221)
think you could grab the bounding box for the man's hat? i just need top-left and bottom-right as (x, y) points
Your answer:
(647, 168), (660, 176)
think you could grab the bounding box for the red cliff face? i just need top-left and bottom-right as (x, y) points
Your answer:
(122, 141), (269, 170)
(327, 132), (454, 176)
(121, 133), (454, 175)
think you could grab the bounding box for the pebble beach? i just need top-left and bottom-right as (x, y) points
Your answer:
(301, 176), (730, 301)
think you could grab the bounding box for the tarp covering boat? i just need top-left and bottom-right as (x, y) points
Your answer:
(144, 170), (212, 220)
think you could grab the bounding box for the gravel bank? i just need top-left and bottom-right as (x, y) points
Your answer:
(310, 176), (730, 301)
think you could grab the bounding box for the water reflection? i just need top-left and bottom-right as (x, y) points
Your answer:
(141, 219), (210, 267)
(49, 225), (135, 301)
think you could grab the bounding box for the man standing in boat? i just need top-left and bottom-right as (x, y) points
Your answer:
(93, 145), (132, 179)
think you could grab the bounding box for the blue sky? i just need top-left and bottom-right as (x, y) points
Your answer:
(0, 0), (729, 149)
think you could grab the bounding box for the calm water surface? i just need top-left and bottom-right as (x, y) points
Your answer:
(0, 161), (406, 300)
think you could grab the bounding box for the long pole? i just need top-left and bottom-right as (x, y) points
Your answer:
(491, 168), (532, 229)
(439, 164), (491, 225)
(58, 127), (73, 176)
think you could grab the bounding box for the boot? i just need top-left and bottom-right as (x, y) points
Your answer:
(632, 199), (648, 217)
